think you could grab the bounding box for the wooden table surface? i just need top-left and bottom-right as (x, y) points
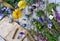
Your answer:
(0, 16), (35, 41)
(0, 16), (27, 41)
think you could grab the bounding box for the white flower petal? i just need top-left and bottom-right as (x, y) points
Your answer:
(49, 15), (54, 20)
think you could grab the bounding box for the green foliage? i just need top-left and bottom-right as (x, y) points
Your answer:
(3, 11), (8, 14)
(51, 19), (59, 29)
(4, 0), (20, 3)
(52, 29), (59, 39)
(46, 3), (59, 14)
(45, 32), (57, 41)
(37, 10), (44, 17)
(32, 19), (44, 32)
(26, 0), (37, 5)
(4, 0), (20, 7)
(4, 0), (14, 3)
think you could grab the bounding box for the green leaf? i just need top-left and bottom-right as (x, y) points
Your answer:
(2, 2), (14, 9)
(3, 11), (8, 14)
(4, 0), (15, 3)
(37, 10), (44, 17)
(45, 33), (57, 41)
(26, 0), (37, 5)
(51, 19), (59, 29)
(46, 3), (58, 14)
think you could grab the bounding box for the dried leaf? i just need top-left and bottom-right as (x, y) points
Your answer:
(2, 2), (14, 9)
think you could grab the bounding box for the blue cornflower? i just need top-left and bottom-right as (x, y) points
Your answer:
(19, 32), (24, 35)
(39, 16), (43, 22)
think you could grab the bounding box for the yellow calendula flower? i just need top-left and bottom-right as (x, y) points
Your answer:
(18, 1), (26, 8)
(12, 9), (22, 19)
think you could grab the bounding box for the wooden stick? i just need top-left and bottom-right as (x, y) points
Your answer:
(22, 28), (35, 41)
(12, 28), (19, 39)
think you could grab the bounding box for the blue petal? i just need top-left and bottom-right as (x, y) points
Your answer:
(17, 36), (20, 39)
(39, 16), (43, 22)
(44, 18), (48, 21)
(48, 21), (52, 24)
(19, 32), (24, 35)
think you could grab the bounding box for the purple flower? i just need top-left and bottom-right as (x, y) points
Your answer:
(55, 11), (60, 20)
(0, 10), (2, 14)
(47, 21), (52, 29)
(39, 37), (48, 41)
(8, 9), (11, 13)
(55, 12), (60, 25)
(17, 36), (20, 39)
(58, 22), (60, 25)
(6, 7), (11, 13)
(35, 34), (48, 41)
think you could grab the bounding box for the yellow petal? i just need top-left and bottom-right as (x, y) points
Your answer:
(12, 11), (17, 19)
(12, 9), (22, 19)
(18, 1), (26, 8)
